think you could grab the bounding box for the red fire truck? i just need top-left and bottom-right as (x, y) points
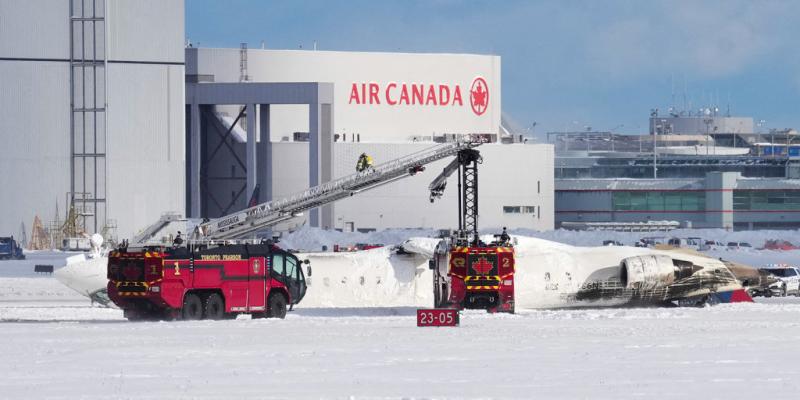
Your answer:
(433, 242), (515, 313)
(107, 243), (308, 321)
(428, 148), (516, 313)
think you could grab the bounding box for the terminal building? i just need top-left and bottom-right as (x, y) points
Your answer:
(553, 110), (800, 230)
(0, 1), (553, 243)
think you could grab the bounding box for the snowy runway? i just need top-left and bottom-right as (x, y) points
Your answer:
(3, 240), (800, 399)
(2, 288), (800, 399)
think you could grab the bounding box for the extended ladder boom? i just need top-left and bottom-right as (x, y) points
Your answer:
(427, 148), (482, 246)
(199, 139), (482, 240)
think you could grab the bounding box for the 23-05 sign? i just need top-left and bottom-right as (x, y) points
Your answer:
(417, 309), (459, 327)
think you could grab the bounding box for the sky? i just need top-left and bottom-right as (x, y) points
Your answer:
(186, 0), (800, 139)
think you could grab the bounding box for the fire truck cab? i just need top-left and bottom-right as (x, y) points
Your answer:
(432, 236), (515, 313)
(107, 243), (308, 321)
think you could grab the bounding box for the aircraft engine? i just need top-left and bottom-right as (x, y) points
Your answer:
(620, 255), (676, 290)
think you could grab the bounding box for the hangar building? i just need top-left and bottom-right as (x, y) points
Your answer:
(186, 47), (553, 232)
(0, 0), (185, 241)
(0, 1), (553, 244)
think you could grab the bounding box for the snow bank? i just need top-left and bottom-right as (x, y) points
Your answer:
(0, 277), (88, 305)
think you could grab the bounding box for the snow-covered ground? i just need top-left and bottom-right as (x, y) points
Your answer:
(2, 280), (800, 399)
(2, 233), (800, 399)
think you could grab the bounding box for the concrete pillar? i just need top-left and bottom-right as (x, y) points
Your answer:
(258, 104), (271, 203)
(246, 103), (257, 198)
(308, 103), (333, 228)
(320, 103), (334, 229)
(189, 102), (201, 217)
(705, 171), (739, 229)
(309, 103), (320, 227)
(308, 102), (334, 228)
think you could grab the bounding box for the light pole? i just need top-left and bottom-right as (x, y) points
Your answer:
(653, 128), (657, 178)
(653, 119), (665, 178)
(609, 124), (623, 152)
(703, 117), (713, 155)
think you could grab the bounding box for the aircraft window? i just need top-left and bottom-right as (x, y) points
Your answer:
(272, 254), (285, 275)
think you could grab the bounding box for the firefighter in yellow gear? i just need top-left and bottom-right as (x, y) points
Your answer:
(356, 153), (374, 172)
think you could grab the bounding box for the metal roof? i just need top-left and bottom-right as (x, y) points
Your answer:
(735, 179), (800, 190)
(556, 179), (704, 191)
(557, 177), (800, 191)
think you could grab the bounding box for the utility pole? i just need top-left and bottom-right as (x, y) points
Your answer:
(703, 117), (713, 156)
(654, 120), (665, 178)
(653, 128), (657, 178)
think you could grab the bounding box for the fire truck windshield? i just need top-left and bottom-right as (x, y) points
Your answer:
(270, 253), (307, 304)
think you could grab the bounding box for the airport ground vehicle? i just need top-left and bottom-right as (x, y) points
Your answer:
(429, 148), (516, 313)
(727, 242), (753, 250)
(667, 237), (710, 251)
(761, 240), (799, 251)
(705, 240), (725, 250)
(0, 236), (25, 260)
(108, 242), (307, 320)
(760, 266), (800, 297)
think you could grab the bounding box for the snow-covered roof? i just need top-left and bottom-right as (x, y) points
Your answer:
(556, 179), (704, 191)
(735, 179), (800, 190)
(558, 177), (800, 191)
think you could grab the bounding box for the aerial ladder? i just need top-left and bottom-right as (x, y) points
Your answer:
(194, 139), (483, 241)
(129, 138), (483, 245)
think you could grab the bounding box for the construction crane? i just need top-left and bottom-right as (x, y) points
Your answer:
(132, 138), (483, 244)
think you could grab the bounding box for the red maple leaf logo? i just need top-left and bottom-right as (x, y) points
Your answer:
(472, 257), (494, 275)
(470, 77), (489, 116)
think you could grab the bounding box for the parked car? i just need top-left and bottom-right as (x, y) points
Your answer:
(760, 266), (800, 297)
(638, 236), (668, 248)
(727, 241), (752, 250)
(667, 237), (710, 251)
(602, 240), (623, 246)
(704, 240), (725, 250)
(761, 240), (799, 251)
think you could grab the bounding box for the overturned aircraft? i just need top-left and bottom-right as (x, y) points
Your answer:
(55, 235), (754, 310)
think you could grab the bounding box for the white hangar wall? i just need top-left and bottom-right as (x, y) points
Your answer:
(0, 0), (185, 241)
(270, 142), (554, 232)
(186, 47), (502, 142)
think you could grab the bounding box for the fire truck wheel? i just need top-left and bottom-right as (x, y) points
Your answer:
(267, 293), (288, 319)
(204, 293), (225, 320)
(182, 293), (204, 320)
